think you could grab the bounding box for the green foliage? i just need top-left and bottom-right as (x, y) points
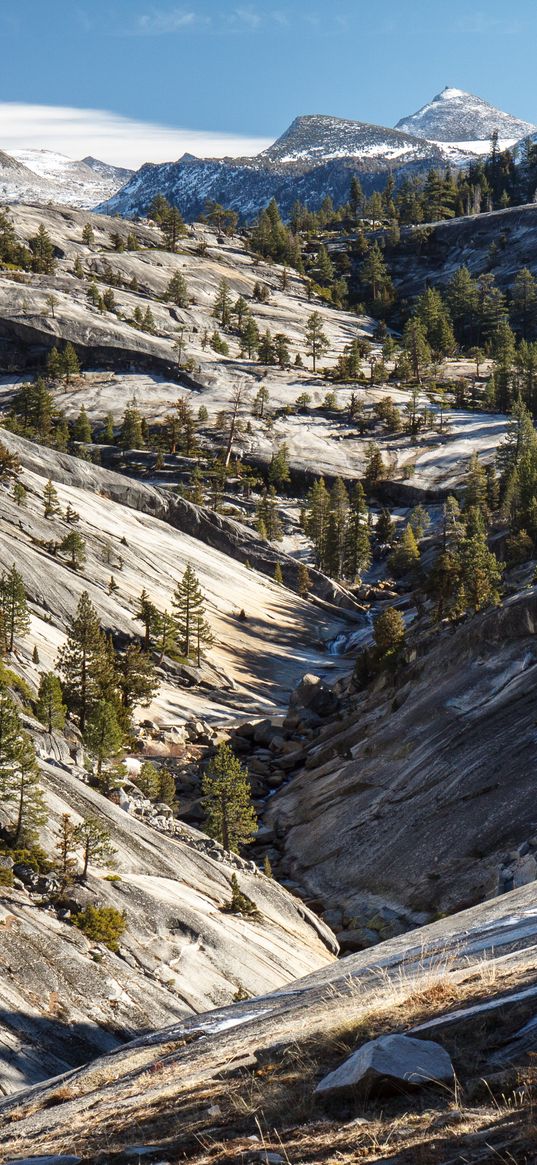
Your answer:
(222, 872), (261, 918)
(202, 742), (257, 853)
(36, 673), (67, 734)
(373, 608), (406, 657)
(73, 904), (126, 952)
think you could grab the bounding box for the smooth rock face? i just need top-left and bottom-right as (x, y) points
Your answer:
(315, 1034), (454, 1097)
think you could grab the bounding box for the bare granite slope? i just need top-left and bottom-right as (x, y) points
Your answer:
(266, 585), (537, 934)
(2, 882), (537, 1159)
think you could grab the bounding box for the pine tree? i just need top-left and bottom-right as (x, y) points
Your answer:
(82, 223), (94, 245)
(0, 565), (30, 653)
(84, 699), (123, 779)
(161, 206), (186, 251)
(59, 531), (86, 570)
(155, 610), (176, 665)
(457, 529), (501, 614)
(304, 311), (329, 371)
(241, 315), (259, 358)
(213, 279), (232, 327)
(43, 479), (60, 518)
(172, 564), (213, 659)
(62, 343), (80, 383)
(57, 592), (108, 732)
(273, 562), (283, 585)
(134, 588), (160, 650)
(305, 478), (331, 568)
(36, 672), (67, 733)
(0, 693), (47, 845)
(12, 730), (47, 845)
(29, 224), (55, 274)
(344, 483), (372, 580)
(403, 318), (431, 382)
(389, 524), (421, 577)
(116, 644), (158, 718)
(268, 443), (290, 488)
(55, 814), (79, 894)
(376, 507), (395, 546)
(120, 405), (145, 449)
(297, 562), (312, 597)
(201, 742), (257, 853)
(74, 816), (115, 881)
(364, 443), (385, 488)
(165, 270), (189, 307)
(373, 607), (406, 656)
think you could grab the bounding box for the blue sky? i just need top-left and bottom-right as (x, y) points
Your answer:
(1, 0), (537, 165)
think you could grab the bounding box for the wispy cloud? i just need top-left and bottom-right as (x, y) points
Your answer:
(0, 103), (272, 168)
(128, 4), (294, 35)
(133, 7), (203, 35)
(456, 12), (532, 35)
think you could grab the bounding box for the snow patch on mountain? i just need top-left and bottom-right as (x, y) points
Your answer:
(396, 86), (536, 144)
(260, 114), (439, 165)
(0, 147), (133, 208)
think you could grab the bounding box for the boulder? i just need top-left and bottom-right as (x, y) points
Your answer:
(289, 674), (340, 719)
(315, 1034), (454, 1098)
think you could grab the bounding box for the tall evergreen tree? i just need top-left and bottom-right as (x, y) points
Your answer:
(0, 565), (30, 654)
(201, 742), (257, 853)
(172, 565), (213, 660)
(57, 592), (109, 732)
(36, 672), (67, 733)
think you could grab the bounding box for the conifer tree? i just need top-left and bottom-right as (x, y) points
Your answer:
(36, 672), (67, 733)
(373, 607), (406, 656)
(82, 223), (94, 245)
(172, 564), (213, 659)
(344, 483), (372, 580)
(202, 742), (257, 853)
(273, 562), (283, 585)
(55, 814), (79, 894)
(213, 278), (232, 327)
(62, 343), (80, 383)
(305, 478), (331, 567)
(120, 405), (145, 449)
(84, 699), (123, 779)
(304, 311), (329, 371)
(11, 730), (47, 845)
(165, 270), (189, 307)
(389, 524), (421, 577)
(29, 224), (55, 274)
(116, 644), (158, 718)
(43, 479), (60, 518)
(155, 609), (176, 665)
(60, 531), (86, 571)
(134, 589), (160, 650)
(75, 816), (115, 881)
(268, 443), (290, 488)
(297, 562), (312, 597)
(0, 565), (30, 654)
(57, 592), (108, 731)
(0, 691), (47, 845)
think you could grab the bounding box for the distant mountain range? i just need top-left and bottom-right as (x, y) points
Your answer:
(98, 88), (537, 222)
(0, 148), (133, 209)
(1, 88), (535, 220)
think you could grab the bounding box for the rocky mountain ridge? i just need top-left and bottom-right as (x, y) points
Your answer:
(98, 87), (536, 222)
(396, 85), (536, 147)
(0, 148), (133, 209)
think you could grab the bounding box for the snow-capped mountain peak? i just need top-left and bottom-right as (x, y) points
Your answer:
(259, 113), (441, 165)
(396, 87), (537, 145)
(0, 147), (134, 209)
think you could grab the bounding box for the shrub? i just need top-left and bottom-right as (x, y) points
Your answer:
(72, 904), (126, 952)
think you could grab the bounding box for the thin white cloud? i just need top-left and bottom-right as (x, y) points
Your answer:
(0, 103), (272, 169)
(133, 8), (203, 35)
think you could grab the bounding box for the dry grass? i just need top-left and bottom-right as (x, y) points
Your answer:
(3, 955), (537, 1163)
